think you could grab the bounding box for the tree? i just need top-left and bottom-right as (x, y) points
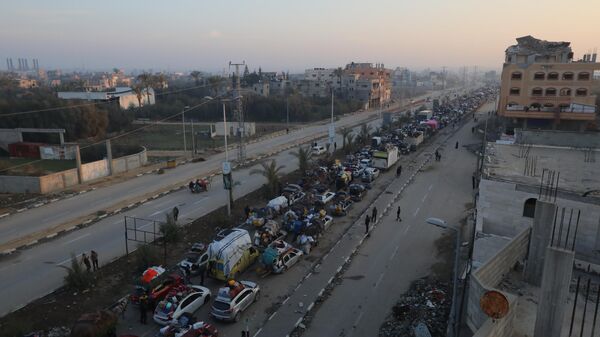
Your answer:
(333, 67), (344, 94)
(208, 76), (223, 97)
(338, 127), (353, 150)
(250, 160), (285, 198)
(190, 70), (202, 85)
(160, 213), (181, 245)
(346, 133), (356, 153)
(137, 72), (154, 104)
(132, 85), (144, 110)
(291, 146), (312, 175)
(112, 68), (120, 75)
(358, 124), (372, 146)
(59, 253), (93, 290)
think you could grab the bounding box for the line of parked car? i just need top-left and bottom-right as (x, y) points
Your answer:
(116, 86), (501, 337)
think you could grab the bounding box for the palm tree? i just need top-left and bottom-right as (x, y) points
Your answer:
(291, 146), (312, 175)
(346, 133), (356, 153)
(250, 160), (286, 198)
(208, 76), (222, 97)
(137, 72), (154, 104)
(333, 67), (344, 94)
(132, 85), (144, 110)
(358, 124), (372, 146)
(154, 73), (167, 89)
(339, 127), (353, 150)
(190, 70), (202, 85)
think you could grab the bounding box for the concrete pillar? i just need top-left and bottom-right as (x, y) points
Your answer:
(522, 118), (528, 130)
(59, 132), (64, 145)
(533, 246), (574, 337)
(524, 201), (557, 286)
(106, 139), (113, 176)
(75, 145), (83, 184)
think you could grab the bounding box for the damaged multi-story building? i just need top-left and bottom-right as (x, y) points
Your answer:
(497, 35), (600, 131)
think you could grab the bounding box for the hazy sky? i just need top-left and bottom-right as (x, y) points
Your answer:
(1, 0), (598, 73)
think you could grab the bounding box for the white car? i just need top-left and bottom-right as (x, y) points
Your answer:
(273, 248), (304, 274)
(312, 145), (326, 155)
(153, 285), (211, 325)
(360, 158), (373, 168)
(315, 191), (336, 205)
(211, 281), (260, 322)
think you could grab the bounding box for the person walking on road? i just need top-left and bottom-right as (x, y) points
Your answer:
(396, 165), (402, 177)
(172, 206), (179, 222)
(455, 141), (459, 149)
(139, 294), (148, 324)
(199, 264), (206, 286)
(81, 253), (91, 272)
(396, 206), (402, 222)
(372, 207), (378, 223)
(365, 215), (371, 235)
(91, 250), (99, 271)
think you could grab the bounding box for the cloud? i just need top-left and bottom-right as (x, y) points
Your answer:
(207, 30), (222, 39)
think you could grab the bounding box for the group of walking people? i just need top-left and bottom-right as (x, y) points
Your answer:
(81, 250), (99, 272)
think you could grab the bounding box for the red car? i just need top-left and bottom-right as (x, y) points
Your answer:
(131, 273), (183, 305)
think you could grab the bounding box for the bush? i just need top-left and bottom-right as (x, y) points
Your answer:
(60, 253), (93, 291)
(134, 245), (161, 272)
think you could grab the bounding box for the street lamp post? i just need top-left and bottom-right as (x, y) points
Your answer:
(182, 105), (190, 157)
(426, 217), (461, 337)
(222, 101), (231, 216)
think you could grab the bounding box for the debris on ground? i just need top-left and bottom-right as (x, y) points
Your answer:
(379, 277), (450, 337)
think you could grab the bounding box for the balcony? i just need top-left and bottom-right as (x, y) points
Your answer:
(502, 104), (596, 120)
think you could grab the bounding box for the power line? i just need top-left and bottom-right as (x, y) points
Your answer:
(0, 80), (227, 118)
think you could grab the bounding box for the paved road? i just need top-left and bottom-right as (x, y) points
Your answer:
(302, 108), (486, 337)
(0, 87), (469, 317)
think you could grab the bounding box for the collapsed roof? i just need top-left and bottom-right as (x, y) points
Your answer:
(506, 35), (572, 56)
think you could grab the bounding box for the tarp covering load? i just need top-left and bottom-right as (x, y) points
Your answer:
(261, 247), (278, 266)
(141, 266), (166, 283)
(208, 228), (252, 278)
(423, 119), (438, 130)
(267, 196), (288, 212)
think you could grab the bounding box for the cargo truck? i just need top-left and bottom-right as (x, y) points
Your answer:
(372, 146), (399, 170)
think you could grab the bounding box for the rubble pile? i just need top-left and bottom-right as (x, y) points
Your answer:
(379, 277), (450, 337)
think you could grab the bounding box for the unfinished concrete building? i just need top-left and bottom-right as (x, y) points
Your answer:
(467, 129), (600, 337)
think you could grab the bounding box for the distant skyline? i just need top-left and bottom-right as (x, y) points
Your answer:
(1, 0), (599, 73)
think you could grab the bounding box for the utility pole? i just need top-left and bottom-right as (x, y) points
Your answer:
(182, 106), (189, 157)
(222, 102), (232, 216)
(329, 89), (335, 150)
(229, 61), (246, 164)
(191, 119), (195, 155)
(286, 97), (289, 130)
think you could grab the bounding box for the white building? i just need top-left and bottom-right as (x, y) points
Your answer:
(57, 87), (155, 109)
(214, 122), (256, 137)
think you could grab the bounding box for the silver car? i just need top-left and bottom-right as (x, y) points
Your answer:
(210, 281), (260, 322)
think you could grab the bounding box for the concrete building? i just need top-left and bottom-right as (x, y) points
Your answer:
(251, 81), (269, 97)
(14, 78), (38, 89)
(269, 79), (291, 96)
(344, 62), (392, 108)
(57, 86), (155, 109)
(467, 130), (600, 337)
(498, 36), (600, 131)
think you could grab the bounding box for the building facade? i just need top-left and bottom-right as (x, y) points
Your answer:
(498, 36), (600, 130)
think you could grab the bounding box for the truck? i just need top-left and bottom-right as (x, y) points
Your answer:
(416, 110), (433, 122)
(406, 131), (424, 147)
(207, 228), (259, 281)
(372, 146), (399, 170)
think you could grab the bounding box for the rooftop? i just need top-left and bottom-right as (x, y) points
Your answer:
(506, 35), (572, 56)
(483, 143), (600, 195)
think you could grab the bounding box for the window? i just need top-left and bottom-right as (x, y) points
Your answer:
(578, 72), (590, 80)
(547, 72), (559, 80)
(543, 103), (554, 108)
(511, 72), (522, 80)
(509, 87), (520, 95)
(559, 88), (571, 96)
(562, 72), (574, 80)
(559, 103), (570, 111)
(545, 88), (556, 96)
(523, 198), (537, 218)
(531, 88), (543, 96)
(534, 72), (545, 80)
(575, 88), (588, 96)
